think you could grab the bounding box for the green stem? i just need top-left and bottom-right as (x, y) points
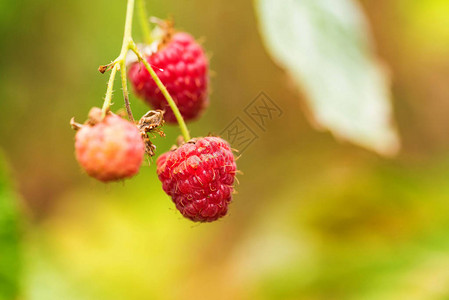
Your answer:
(121, 0), (135, 52)
(100, 0), (191, 142)
(129, 42), (191, 141)
(101, 63), (119, 118)
(101, 0), (135, 120)
(120, 60), (134, 122)
(137, 0), (152, 44)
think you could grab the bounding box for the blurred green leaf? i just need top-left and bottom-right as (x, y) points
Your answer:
(255, 0), (400, 155)
(0, 151), (21, 300)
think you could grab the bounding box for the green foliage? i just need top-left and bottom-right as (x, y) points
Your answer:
(255, 0), (399, 155)
(0, 152), (21, 300)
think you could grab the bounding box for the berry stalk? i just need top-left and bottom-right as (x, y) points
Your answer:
(101, 63), (119, 118)
(99, 0), (191, 141)
(101, 0), (135, 119)
(119, 60), (134, 122)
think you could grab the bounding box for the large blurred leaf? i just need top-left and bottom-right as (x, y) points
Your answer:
(0, 151), (21, 300)
(255, 0), (400, 155)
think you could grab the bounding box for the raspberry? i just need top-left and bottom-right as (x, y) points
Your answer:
(156, 137), (237, 222)
(128, 32), (209, 123)
(75, 108), (145, 182)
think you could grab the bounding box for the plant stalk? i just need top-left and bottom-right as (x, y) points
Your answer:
(100, 0), (191, 142)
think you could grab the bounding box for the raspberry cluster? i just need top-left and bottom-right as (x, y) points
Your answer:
(157, 137), (236, 222)
(72, 18), (238, 223)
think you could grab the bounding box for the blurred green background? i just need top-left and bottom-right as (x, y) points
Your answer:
(1, 0), (449, 299)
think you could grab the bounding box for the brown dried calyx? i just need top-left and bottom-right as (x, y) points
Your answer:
(149, 17), (175, 51)
(70, 107), (108, 131)
(137, 110), (165, 156)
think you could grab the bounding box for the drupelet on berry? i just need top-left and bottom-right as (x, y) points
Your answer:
(128, 32), (209, 123)
(75, 109), (145, 182)
(156, 137), (237, 222)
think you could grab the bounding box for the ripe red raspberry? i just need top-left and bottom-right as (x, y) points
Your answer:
(75, 109), (145, 182)
(128, 32), (209, 123)
(156, 137), (237, 222)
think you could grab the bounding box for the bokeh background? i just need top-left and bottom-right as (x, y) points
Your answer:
(1, 0), (449, 299)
